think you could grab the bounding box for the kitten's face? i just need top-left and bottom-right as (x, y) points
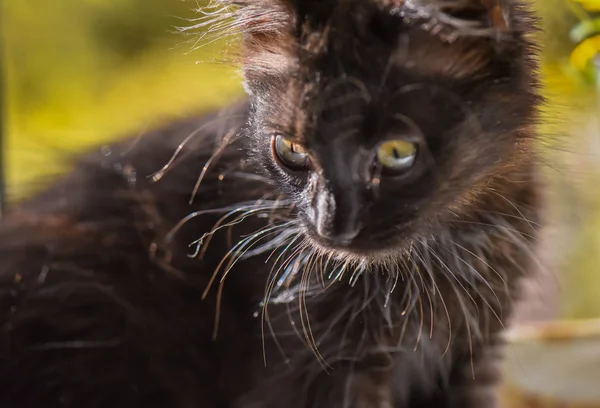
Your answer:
(240, 0), (539, 260)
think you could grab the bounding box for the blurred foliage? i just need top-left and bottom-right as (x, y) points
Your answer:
(2, 0), (243, 198)
(3, 0), (600, 319)
(536, 0), (600, 320)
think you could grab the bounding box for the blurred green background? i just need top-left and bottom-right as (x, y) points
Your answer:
(2, 0), (600, 320)
(2, 0), (243, 199)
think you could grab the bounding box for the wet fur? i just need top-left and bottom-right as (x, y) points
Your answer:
(0, 1), (542, 407)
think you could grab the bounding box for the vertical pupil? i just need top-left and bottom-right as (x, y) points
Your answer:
(392, 148), (400, 159)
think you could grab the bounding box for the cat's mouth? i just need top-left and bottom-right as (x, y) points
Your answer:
(302, 223), (406, 263)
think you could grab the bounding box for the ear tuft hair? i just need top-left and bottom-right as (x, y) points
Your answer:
(179, 0), (294, 51)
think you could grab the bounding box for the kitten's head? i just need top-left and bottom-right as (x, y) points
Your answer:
(226, 0), (541, 261)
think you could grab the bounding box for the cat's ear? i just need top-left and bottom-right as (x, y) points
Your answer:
(197, 1), (297, 80)
(467, 0), (509, 30)
(437, 0), (510, 31)
(393, 0), (511, 35)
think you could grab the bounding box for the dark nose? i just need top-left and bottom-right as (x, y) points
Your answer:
(314, 188), (363, 246)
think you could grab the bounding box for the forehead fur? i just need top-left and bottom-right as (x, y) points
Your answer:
(198, 0), (535, 77)
(209, 0), (523, 36)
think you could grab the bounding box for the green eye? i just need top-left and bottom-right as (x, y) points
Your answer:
(376, 140), (417, 174)
(272, 135), (310, 170)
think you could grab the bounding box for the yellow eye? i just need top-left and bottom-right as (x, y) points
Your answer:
(376, 140), (417, 174)
(272, 135), (310, 170)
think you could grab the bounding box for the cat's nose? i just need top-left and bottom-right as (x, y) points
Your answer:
(314, 189), (363, 246)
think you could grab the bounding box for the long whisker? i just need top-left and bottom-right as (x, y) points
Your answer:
(190, 127), (240, 204)
(196, 200), (291, 259)
(298, 250), (332, 371)
(450, 219), (537, 240)
(473, 208), (541, 228)
(486, 190), (538, 233)
(445, 236), (504, 312)
(261, 235), (304, 366)
(411, 244), (453, 357)
(203, 222), (292, 300)
(159, 201), (273, 249)
(450, 240), (508, 291)
(212, 224), (296, 340)
(147, 115), (242, 183)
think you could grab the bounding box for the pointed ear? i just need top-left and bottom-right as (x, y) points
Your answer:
(396, 0), (511, 37)
(195, 1), (297, 81)
(441, 0), (510, 31)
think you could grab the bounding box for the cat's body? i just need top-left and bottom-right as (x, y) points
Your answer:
(0, 1), (543, 407)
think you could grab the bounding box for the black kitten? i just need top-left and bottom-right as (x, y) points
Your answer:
(0, 1), (542, 407)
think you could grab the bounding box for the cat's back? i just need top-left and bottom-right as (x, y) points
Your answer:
(0, 101), (264, 408)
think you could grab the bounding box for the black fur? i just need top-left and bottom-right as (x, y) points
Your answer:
(0, 1), (542, 407)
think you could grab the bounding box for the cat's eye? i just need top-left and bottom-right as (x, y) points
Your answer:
(272, 135), (310, 170)
(375, 139), (417, 174)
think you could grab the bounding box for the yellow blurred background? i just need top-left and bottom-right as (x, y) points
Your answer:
(2, 0), (244, 199)
(2, 0), (600, 320)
